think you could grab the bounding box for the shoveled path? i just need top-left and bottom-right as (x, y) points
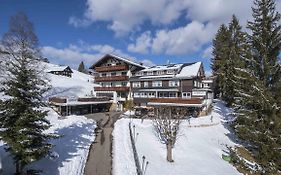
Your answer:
(84, 112), (121, 175)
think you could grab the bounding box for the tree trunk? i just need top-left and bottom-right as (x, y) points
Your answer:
(15, 161), (19, 175)
(167, 143), (174, 162)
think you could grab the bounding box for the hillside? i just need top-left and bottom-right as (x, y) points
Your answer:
(42, 62), (99, 98)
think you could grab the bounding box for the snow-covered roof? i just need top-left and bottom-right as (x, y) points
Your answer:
(90, 54), (146, 69)
(140, 64), (183, 72)
(133, 62), (203, 79)
(176, 62), (202, 78)
(43, 62), (73, 73)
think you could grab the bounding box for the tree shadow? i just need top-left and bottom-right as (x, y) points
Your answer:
(213, 100), (240, 145)
(27, 121), (94, 175)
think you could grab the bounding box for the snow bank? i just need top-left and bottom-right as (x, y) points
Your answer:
(112, 119), (137, 175)
(0, 108), (96, 175)
(113, 100), (241, 175)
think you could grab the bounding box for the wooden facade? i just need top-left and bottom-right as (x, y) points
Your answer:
(48, 66), (73, 77)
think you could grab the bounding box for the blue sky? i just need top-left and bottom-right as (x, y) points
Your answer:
(1, 0), (279, 74)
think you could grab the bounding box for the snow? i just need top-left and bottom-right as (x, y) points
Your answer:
(140, 64), (183, 72)
(42, 62), (99, 98)
(176, 62), (202, 78)
(0, 108), (96, 175)
(113, 100), (241, 175)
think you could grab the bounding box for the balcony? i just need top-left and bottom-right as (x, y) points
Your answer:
(94, 86), (130, 91)
(148, 98), (203, 106)
(95, 75), (129, 82)
(95, 65), (129, 72)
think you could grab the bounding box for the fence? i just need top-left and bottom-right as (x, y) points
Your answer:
(128, 122), (142, 175)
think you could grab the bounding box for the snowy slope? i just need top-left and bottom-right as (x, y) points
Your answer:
(113, 100), (241, 175)
(42, 62), (99, 98)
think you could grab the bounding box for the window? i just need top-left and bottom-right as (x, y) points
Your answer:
(157, 71), (165, 75)
(144, 82), (149, 87)
(121, 72), (127, 76)
(169, 92), (176, 97)
(167, 70), (174, 74)
(101, 73), (106, 77)
(121, 82), (127, 87)
(132, 82), (141, 88)
(134, 92), (140, 97)
(182, 92), (191, 98)
(152, 81), (162, 87)
(111, 72), (116, 76)
(169, 80), (179, 87)
(147, 71), (153, 75)
(148, 92), (155, 98)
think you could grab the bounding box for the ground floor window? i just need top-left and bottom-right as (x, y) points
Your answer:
(182, 92), (191, 98)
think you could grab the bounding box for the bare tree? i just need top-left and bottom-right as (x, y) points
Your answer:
(153, 106), (187, 162)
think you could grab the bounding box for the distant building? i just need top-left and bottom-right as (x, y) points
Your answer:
(89, 54), (146, 110)
(47, 66), (73, 77)
(130, 62), (213, 116)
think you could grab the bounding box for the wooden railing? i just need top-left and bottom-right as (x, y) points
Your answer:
(95, 65), (128, 72)
(49, 97), (67, 103)
(95, 75), (129, 82)
(77, 97), (110, 102)
(149, 98), (202, 104)
(94, 86), (130, 91)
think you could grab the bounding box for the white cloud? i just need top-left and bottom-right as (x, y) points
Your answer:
(71, 0), (188, 36)
(140, 59), (155, 67)
(41, 46), (101, 68)
(69, 0), (281, 57)
(127, 31), (152, 54)
(129, 21), (216, 55)
(70, 0), (261, 35)
(41, 42), (154, 68)
(202, 46), (213, 59)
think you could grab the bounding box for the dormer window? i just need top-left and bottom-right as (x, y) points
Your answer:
(146, 71), (152, 75)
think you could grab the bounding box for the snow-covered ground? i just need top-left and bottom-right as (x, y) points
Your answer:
(0, 108), (96, 175)
(113, 100), (241, 175)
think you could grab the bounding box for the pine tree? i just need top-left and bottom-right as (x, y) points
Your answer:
(211, 16), (247, 107)
(0, 12), (55, 174)
(211, 24), (230, 99)
(78, 61), (86, 73)
(224, 15), (248, 106)
(233, 0), (281, 173)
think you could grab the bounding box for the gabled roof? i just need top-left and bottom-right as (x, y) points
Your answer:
(176, 62), (203, 78)
(46, 65), (73, 73)
(89, 54), (146, 69)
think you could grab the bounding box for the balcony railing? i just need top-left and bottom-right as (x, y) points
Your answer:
(94, 86), (130, 91)
(49, 97), (67, 103)
(95, 75), (129, 82)
(148, 97), (202, 105)
(78, 97), (111, 102)
(95, 65), (129, 72)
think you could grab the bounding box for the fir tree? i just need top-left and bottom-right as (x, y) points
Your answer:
(78, 61), (86, 73)
(0, 12), (55, 174)
(233, 0), (281, 173)
(211, 24), (230, 99)
(224, 15), (248, 106)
